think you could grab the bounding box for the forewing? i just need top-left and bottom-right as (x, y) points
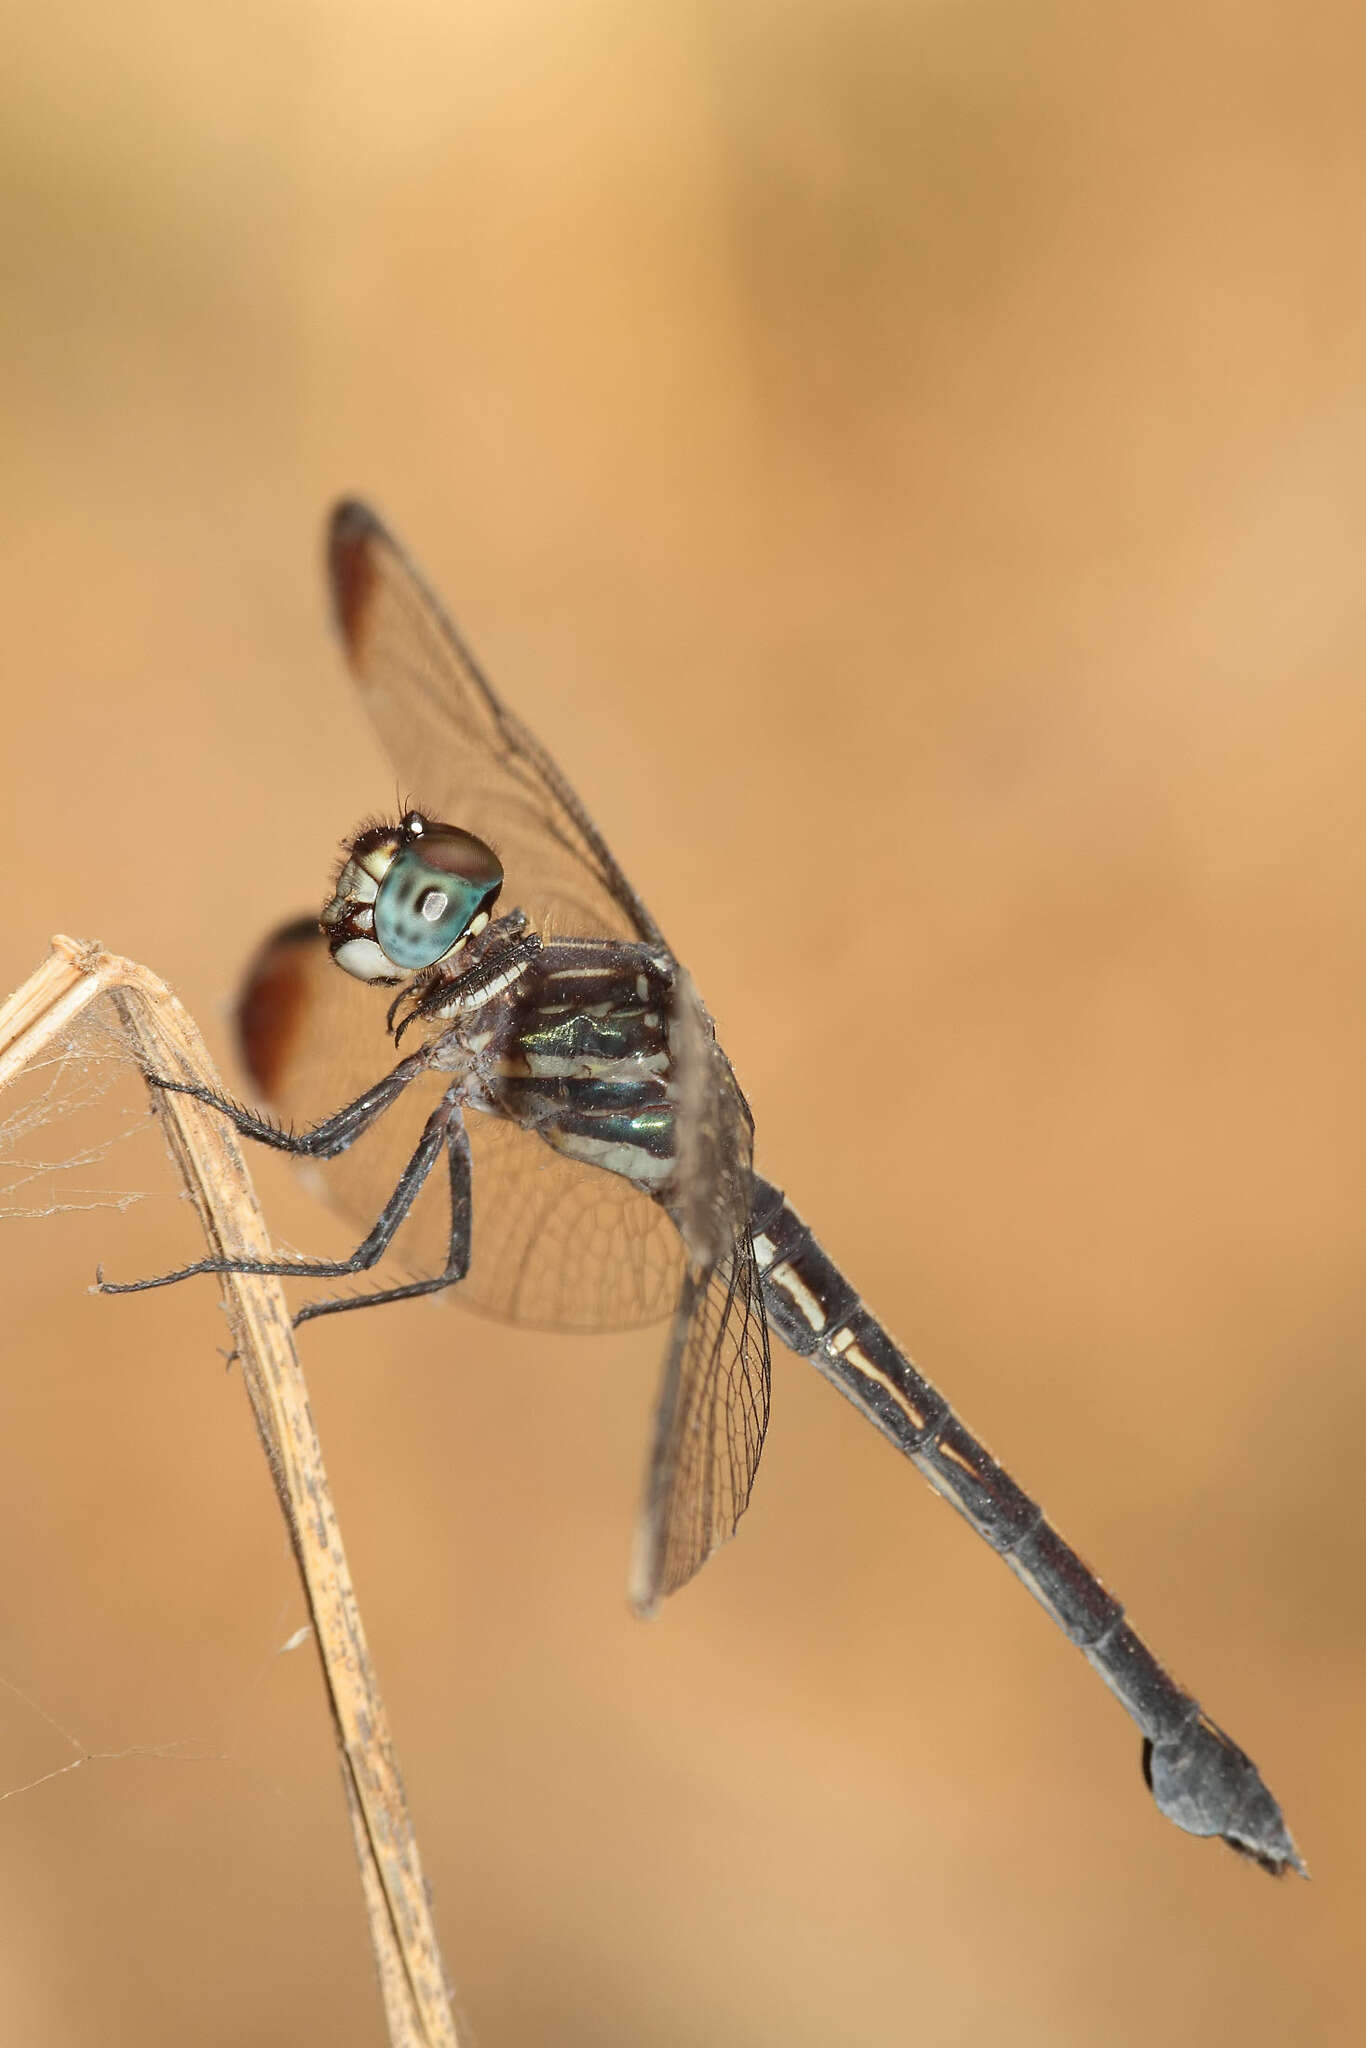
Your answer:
(237, 918), (681, 1332)
(629, 969), (771, 1611)
(328, 500), (662, 946)
(251, 506), (769, 1595)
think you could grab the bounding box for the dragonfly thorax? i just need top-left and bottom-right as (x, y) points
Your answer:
(322, 810), (503, 984)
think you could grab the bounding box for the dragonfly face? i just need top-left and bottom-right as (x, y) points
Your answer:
(323, 810), (504, 984)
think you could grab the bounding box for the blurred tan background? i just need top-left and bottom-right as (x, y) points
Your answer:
(3, 4), (1364, 2042)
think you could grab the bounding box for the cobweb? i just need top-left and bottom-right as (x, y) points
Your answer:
(0, 999), (243, 1818)
(0, 1006), (155, 1220)
(0, 1669), (228, 1804)
(0, 943), (459, 2033)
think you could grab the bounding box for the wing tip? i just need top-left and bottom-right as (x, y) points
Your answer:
(628, 1516), (664, 1619)
(326, 498), (386, 653)
(235, 915), (326, 1102)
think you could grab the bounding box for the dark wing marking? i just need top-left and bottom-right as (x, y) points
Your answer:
(629, 968), (771, 1611)
(328, 501), (662, 946)
(237, 919), (681, 1332)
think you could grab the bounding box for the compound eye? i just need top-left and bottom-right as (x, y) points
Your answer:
(372, 825), (503, 970)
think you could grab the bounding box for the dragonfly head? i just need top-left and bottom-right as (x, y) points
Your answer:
(322, 810), (504, 985)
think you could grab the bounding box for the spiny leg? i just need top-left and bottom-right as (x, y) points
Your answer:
(130, 1042), (441, 1163)
(99, 1091), (462, 1297)
(390, 929), (542, 1047)
(295, 1108), (473, 1323)
(384, 909), (531, 1038)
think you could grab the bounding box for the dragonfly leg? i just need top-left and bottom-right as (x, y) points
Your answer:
(98, 1091), (463, 1298)
(389, 929), (542, 1046)
(294, 1108), (474, 1323)
(382, 908), (533, 1038)
(131, 1042), (441, 1162)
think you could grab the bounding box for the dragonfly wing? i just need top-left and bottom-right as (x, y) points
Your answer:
(246, 508), (770, 1596)
(460, 1109), (682, 1330)
(629, 1233), (770, 1613)
(629, 968), (772, 1611)
(237, 917), (681, 1332)
(328, 501), (662, 946)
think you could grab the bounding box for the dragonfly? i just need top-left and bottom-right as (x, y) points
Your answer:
(104, 500), (1302, 1875)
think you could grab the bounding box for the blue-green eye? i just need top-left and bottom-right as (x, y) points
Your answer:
(372, 823), (503, 971)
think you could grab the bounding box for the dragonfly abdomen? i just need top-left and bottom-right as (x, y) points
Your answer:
(747, 1176), (1304, 1874)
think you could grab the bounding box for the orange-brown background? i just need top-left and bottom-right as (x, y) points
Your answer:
(3, 6), (1363, 2042)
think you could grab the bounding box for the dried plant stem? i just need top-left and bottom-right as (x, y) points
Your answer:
(0, 937), (460, 2048)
